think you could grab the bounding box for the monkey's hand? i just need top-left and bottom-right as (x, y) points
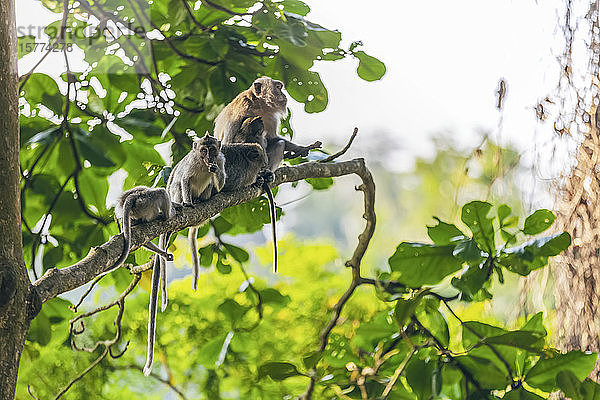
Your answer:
(284, 141), (322, 159)
(259, 170), (274, 184)
(182, 201), (194, 207)
(208, 163), (218, 173)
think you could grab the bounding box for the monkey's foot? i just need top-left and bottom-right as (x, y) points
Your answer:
(284, 141), (322, 159)
(182, 202), (194, 207)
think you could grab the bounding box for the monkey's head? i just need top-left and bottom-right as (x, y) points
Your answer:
(251, 76), (287, 114)
(194, 134), (221, 170)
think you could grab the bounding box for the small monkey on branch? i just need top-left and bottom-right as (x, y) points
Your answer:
(110, 186), (174, 276)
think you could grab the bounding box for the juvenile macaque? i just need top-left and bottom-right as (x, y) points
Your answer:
(144, 135), (226, 376)
(110, 186), (174, 275)
(214, 76), (321, 171)
(221, 140), (279, 273)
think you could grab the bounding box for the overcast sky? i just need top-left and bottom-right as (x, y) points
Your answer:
(17, 0), (565, 168)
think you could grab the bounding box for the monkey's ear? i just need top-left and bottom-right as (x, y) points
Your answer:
(274, 80), (283, 90)
(253, 81), (262, 95)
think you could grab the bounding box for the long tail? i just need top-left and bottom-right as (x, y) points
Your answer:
(143, 254), (161, 376)
(189, 226), (200, 291)
(159, 232), (172, 312)
(263, 183), (278, 273)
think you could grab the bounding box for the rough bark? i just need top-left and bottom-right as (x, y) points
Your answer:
(34, 158), (371, 303)
(0, 0), (31, 398)
(554, 127), (600, 379)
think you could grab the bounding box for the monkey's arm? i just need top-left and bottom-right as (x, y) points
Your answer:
(143, 242), (174, 261)
(181, 176), (193, 206)
(277, 137), (322, 158)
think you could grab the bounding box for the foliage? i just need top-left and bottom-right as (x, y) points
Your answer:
(20, 202), (591, 399)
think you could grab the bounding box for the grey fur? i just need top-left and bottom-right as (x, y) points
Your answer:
(111, 186), (174, 274)
(221, 143), (279, 273)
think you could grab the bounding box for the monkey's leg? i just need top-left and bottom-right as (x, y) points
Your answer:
(143, 242), (174, 261)
(266, 138), (285, 171)
(181, 178), (193, 206)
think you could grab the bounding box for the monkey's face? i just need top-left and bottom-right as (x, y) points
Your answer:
(199, 144), (220, 171)
(252, 77), (287, 112)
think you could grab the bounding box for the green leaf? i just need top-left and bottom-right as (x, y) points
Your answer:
(521, 312), (547, 337)
(454, 355), (510, 389)
(497, 204), (512, 226)
(388, 243), (463, 287)
(305, 177), (334, 190)
(503, 387), (545, 400)
(25, 126), (61, 146)
(526, 351), (597, 392)
(405, 358), (434, 400)
(73, 128), (116, 168)
(197, 333), (230, 367)
(556, 370), (584, 400)
(18, 35), (37, 58)
(501, 232), (571, 276)
(258, 362), (301, 381)
(461, 201), (495, 254)
(523, 209), (556, 235)
(394, 294), (422, 329)
(302, 351), (321, 370)
(453, 239), (483, 262)
(281, 0), (311, 16)
(353, 50), (386, 82)
(427, 218), (466, 245)
(212, 216), (233, 235)
(23, 73), (63, 116)
(416, 298), (449, 347)
(217, 298), (248, 322)
(259, 288), (291, 306)
(223, 243), (249, 263)
(27, 311), (51, 346)
(198, 244), (214, 267)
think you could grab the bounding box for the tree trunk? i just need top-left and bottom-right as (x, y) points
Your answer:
(554, 127), (600, 379)
(0, 0), (31, 398)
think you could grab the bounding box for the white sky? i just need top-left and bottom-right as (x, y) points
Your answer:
(17, 0), (565, 167)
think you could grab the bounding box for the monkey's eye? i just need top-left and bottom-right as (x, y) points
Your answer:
(201, 148), (208, 155)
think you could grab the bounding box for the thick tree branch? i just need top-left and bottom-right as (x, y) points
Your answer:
(33, 158), (371, 303)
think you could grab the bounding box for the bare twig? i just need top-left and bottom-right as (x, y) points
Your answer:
(319, 128), (358, 163)
(441, 299), (515, 385)
(54, 347), (109, 400)
(300, 160), (376, 399)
